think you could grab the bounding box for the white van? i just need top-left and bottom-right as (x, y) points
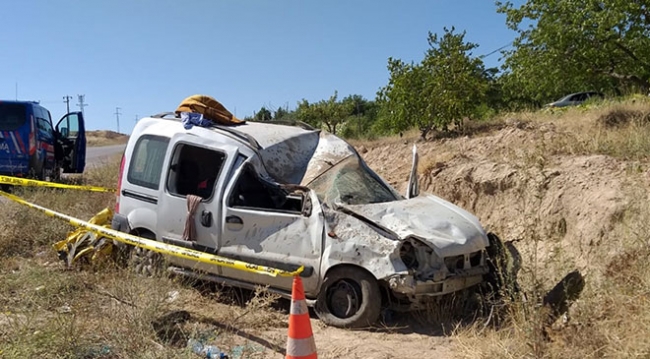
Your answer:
(112, 112), (494, 328)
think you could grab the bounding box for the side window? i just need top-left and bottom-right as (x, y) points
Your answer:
(38, 118), (53, 134)
(35, 107), (53, 134)
(167, 144), (226, 200)
(228, 164), (302, 212)
(57, 113), (80, 138)
(127, 135), (170, 190)
(0, 103), (27, 131)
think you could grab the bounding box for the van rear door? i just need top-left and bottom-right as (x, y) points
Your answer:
(55, 111), (86, 173)
(0, 102), (29, 174)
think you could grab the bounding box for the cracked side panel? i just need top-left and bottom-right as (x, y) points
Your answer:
(320, 207), (407, 281)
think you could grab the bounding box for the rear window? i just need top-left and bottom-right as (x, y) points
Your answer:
(127, 135), (170, 190)
(0, 103), (27, 131)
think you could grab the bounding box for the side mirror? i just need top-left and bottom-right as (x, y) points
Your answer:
(405, 144), (419, 199)
(302, 194), (313, 217)
(60, 127), (69, 138)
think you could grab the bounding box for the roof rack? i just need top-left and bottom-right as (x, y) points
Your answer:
(149, 112), (261, 150)
(262, 120), (317, 131)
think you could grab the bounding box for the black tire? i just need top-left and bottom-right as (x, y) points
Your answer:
(51, 165), (61, 182)
(315, 266), (381, 328)
(38, 160), (47, 181)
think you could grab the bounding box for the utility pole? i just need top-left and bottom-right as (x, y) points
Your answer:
(114, 107), (122, 134)
(77, 94), (88, 115)
(135, 114), (138, 123)
(63, 95), (72, 114)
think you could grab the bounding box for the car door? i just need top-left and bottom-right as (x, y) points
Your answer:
(218, 160), (324, 295)
(55, 111), (86, 173)
(155, 133), (240, 275)
(35, 107), (56, 170)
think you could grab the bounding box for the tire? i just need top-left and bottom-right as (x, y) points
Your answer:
(127, 231), (164, 277)
(51, 165), (61, 182)
(314, 266), (381, 328)
(38, 160), (47, 181)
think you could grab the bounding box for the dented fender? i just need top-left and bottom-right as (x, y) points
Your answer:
(319, 207), (408, 282)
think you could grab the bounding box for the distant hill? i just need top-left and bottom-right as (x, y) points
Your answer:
(86, 130), (129, 146)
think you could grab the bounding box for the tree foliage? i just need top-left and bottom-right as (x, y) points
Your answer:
(273, 107), (291, 121)
(377, 27), (489, 139)
(497, 0), (650, 103)
(296, 91), (350, 134)
(253, 106), (272, 122)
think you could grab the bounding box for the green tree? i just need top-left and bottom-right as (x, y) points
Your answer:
(377, 27), (488, 139)
(497, 0), (650, 102)
(254, 106), (272, 122)
(296, 91), (347, 134)
(273, 107), (290, 120)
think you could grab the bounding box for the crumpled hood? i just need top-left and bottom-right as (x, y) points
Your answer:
(342, 194), (489, 257)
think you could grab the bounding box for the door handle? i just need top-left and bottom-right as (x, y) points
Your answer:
(225, 215), (243, 225)
(201, 210), (212, 227)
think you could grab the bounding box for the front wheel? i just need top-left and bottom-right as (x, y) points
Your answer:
(129, 246), (164, 277)
(314, 266), (381, 328)
(127, 231), (164, 277)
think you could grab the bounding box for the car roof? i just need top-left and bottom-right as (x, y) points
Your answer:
(142, 112), (318, 150)
(0, 100), (42, 107)
(135, 113), (355, 184)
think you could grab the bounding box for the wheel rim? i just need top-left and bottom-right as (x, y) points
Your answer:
(326, 279), (361, 319)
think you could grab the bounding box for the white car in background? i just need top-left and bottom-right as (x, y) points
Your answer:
(545, 91), (604, 108)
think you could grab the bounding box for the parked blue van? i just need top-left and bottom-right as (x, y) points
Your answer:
(0, 100), (86, 181)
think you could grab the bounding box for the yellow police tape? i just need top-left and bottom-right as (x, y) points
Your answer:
(0, 175), (115, 193)
(0, 190), (303, 278)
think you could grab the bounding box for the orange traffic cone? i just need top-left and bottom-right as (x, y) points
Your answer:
(286, 276), (317, 359)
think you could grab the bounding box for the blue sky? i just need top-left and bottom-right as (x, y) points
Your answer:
(0, 0), (520, 134)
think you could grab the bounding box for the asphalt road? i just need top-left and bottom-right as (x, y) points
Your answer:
(85, 144), (126, 168)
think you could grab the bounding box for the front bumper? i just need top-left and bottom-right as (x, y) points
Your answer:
(386, 266), (489, 307)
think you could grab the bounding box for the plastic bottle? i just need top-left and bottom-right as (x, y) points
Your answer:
(189, 338), (229, 359)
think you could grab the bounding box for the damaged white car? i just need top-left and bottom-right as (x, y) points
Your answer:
(112, 112), (494, 328)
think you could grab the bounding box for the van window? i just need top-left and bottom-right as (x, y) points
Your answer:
(167, 144), (226, 200)
(0, 103), (27, 131)
(127, 135), (169, 190)
(34, 107), (53, 134)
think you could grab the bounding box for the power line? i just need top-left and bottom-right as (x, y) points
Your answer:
(479, 41), (513, 59)
(77, 95), (88, 115)
(114, 107), (122, 134)
(63, 95), (72, 114)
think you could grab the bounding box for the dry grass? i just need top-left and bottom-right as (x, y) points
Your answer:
(86, 130), (129, 147)
(0, 160), (289, 358)
(497, 96), (650, 162)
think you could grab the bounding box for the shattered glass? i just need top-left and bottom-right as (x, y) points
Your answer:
(308, 155), (401, 206)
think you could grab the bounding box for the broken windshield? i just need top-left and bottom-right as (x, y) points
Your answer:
(307, 155), (402, 206)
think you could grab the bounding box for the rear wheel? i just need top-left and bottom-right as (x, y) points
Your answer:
(38, 160), (47, 181)
(315, 266), (381, 328)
